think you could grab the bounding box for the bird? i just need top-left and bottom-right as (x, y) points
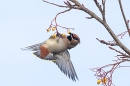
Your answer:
(22, 33), (80, 81)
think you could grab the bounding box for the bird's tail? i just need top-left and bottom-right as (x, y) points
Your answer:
(33, 50), (41, 57)
(21, 43), (42, 58)
(21, 42), (55, 61)
(21, 43), (42, 51)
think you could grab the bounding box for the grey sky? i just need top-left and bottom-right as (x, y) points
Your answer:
(0, 0), (130, 86)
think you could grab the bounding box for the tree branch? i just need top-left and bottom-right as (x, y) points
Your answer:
(69, 0), (130, 55)
(118, 0), (130, 36)
(102, 0), (106, 21)
(43, 0), (68, 8)
(94, 0), (103, 14)
(96, 38), (118, 46)
(94, 0), (106, 22)
(109, 46), (130, 58)
(49, 8), (72, 34)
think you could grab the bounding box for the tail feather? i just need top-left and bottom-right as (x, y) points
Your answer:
(21, 43), (42, 51)
(21, 42), (55, 61)
(33, 51), (41, 57)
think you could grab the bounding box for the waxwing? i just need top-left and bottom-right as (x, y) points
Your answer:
(22, 33), (80, 81)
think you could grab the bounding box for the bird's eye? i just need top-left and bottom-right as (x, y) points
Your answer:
(72, 34), (80, 43)
(72, 34), (78, 40)
(73, 37), (79, 40)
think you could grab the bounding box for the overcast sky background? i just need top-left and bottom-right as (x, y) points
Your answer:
(0, 0), (130, 86)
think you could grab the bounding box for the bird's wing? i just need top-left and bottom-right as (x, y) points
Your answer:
(53, 50), (78, 81)
(21, 43), (43, 51)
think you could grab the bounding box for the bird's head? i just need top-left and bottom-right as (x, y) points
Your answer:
(67, 33), (80, 45)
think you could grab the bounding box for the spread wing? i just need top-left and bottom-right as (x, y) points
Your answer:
(21, 42), (78, 81)
(53, 50), (78, 81)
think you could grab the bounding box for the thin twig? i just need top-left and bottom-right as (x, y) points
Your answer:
(96, 38), (118, 46)
(118, 0), (130, 36)
(86, 16), (93, 19)
(109, 46), (130, 58)
(94, 0), (106, 21)
(94, 0), (103, 13)
(57, 25), (74, 30)
(102, 0), (106, 21)
(91, 59), (125, 86)
(43, 0), (68, 8)
(50, 8), (72, 33)
(51, 8), (72, 25)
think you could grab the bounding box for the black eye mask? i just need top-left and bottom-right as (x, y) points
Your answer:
(67, 34), (77, 41)
(67, 33), (80, 43)
(73, 37), (79, 40)
(67, 35), (72, 41)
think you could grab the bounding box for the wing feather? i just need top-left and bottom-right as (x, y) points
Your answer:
(53, 50), (78, 81)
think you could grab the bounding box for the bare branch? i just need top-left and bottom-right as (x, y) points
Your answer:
(93, 0), (106, 21)
(47, 8), (74, 35)
(96, 38), (118, 46)
(102, 0), (106, 21)
(69, 0), (130, 56)
(43, 0), (68, 8)
(91, 56), (130, 86)
(86, 16), (93, 19)
(57, 25), (74, 30)
(94, 0), (103, 13)
(118, 0), (130, 36)
(51, 8), (71, 25)
(43, 0), (80, 10)
(109, 46), (130, 58)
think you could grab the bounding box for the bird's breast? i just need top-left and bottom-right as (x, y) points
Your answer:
(44, 38), (67, 54)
